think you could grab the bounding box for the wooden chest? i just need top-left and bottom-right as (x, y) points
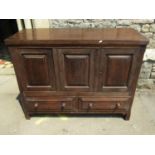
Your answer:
(5, 28), (149, 120)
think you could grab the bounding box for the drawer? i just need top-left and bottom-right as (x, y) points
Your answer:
(25, 96), (75, 112)
(79, 97), (130, 112)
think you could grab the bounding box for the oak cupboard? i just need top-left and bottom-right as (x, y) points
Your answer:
(5, 28), (149, 120)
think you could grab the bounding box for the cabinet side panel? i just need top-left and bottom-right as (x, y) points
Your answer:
(9, 47), (24, 92)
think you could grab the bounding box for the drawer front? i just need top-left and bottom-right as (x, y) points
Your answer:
(25, 97), (76, 113)
(79, 97), (130, 112)
(26, 101), (72, 112)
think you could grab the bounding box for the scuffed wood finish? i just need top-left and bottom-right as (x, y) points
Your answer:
(5, 28), (149, 120)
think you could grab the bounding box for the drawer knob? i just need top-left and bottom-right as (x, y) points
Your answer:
(88, 102), (93, 109)
(98, 40), (103, 43)
(61, 102), (66, 110)
(34, 103), (38, 108)
(116, 103), (121, 108)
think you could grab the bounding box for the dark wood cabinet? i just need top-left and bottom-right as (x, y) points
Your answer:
(5, 28), (148, 120)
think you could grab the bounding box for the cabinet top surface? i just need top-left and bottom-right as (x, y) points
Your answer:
(5, 28), (149, 46)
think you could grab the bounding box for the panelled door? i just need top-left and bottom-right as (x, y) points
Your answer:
(56, 48), (98, 91)
(98, 47), (140, 92)
(16, 48), (56, 91)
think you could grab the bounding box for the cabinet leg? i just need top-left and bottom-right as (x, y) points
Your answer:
(124, 112), (130, 120)
(18, 94), (31, 120)
(25, 113), (31, 120)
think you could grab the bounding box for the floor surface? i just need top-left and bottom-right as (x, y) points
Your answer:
(0, 75), (155, 135)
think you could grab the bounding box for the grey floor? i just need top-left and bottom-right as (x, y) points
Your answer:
(0, 75), (155, 135)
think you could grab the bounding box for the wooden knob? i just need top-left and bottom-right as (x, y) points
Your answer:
(88, 102), (93, 109)
(34, 103), (38, 108)
(116, 103), (121, 108)
(98, 40), (103, 43)
(61, 102), (66, 109)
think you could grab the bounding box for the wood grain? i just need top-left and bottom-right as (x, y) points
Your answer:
(5, 28), (149, 46)
(6, 28), (148, 120)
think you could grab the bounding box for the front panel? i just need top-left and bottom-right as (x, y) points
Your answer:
(56, 48), (97, 91)
(64, 54), (89, 86)
(16, 48), (56, 91)
(98, 47), (140, 92)
(23, 54), (50, 86)
(105, 55), (132, 86)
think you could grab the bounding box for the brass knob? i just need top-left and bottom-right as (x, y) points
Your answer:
(34, 103), (38, 108)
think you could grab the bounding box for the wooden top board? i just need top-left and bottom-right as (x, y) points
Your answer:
(5, 28), (149, 46)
